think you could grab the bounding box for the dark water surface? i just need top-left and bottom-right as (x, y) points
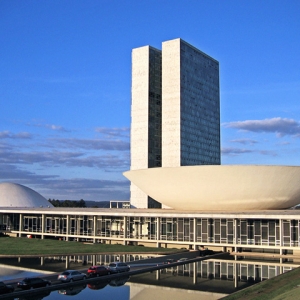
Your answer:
(0, 254), (294, 300)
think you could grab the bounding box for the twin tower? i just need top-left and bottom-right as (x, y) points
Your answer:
(130, 38), (220, 208)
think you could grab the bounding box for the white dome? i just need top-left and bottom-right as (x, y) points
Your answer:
(0, 182), (53, 208)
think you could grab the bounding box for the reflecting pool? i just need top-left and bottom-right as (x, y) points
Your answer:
(0, 254), (298, 300)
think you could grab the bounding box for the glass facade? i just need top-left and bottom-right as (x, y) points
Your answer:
(147, 47), (162, 209)
(2, 210), (300, 257)
(180, 40), (220, 165)
(148, 48), (162, 169)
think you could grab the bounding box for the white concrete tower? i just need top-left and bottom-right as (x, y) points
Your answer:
(130, 45), (162, 208)
(130, 39), (220, 209)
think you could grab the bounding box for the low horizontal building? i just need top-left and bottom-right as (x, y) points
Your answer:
(1, 180), (300, 265)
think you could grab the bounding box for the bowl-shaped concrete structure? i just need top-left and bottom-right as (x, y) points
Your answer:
(123, 165), (300, 211)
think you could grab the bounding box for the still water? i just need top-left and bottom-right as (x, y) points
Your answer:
(0, 254), (297, 300)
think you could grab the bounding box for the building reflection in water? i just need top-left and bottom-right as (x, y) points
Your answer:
(130, 258), (296, 297)
(0, 255), (298, 299)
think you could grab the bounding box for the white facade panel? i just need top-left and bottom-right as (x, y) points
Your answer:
(130, 46), (151, 208)
(131, 46), (150, 170)
(162, 39), (181, 167)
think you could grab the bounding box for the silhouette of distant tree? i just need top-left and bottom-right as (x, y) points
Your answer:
(48, 199), (86, 207)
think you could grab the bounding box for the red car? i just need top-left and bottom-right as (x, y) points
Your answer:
(87, 265), (110, 277)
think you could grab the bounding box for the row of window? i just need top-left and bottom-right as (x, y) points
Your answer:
(2, 214), (299, 247)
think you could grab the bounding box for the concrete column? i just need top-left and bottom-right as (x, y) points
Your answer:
(193, 262), (197, 284)
(65, 256), (70, 269)
(41, 214), (45, 239)
(66, 215), (70, 241)
(124, 216), (127, 238)
(234, 262), (238, 288)
(279, 218), (283, 247)
(156, 217), (161, 248)
(19, 214), (23, 237)
(279, 219), (283, 266)
(123, 216), (127, 245)
(41, 257), (44, 266)
(92, 255), (96, 265)
(93, 216), (97, 243)
(156, 270), (160, 280)
(234, 218), (238, 253)
(77, 218), (81, 236)
(193, 218), (197, 250)
(139, 222), (143, 239)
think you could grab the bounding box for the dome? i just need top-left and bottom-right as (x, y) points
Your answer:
(0, 182), (53, 208)
(124, 165), (300, 211)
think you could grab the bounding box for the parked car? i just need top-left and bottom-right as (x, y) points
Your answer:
(0, 281), (14, 294)
(17, 277), (51, 290)
(87, 265), (110, 277)
(57, 270), (86, 282)
(108, 262), (130, 273)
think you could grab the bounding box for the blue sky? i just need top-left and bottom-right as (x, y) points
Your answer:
(1, 0), (300, 201)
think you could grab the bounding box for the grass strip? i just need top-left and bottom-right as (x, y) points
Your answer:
(0, 236), (181, 256)
(222, 267), (300, 300)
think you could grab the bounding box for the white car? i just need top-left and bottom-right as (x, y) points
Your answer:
(57, 270), (86, 282)
(108, 262), (130, 273)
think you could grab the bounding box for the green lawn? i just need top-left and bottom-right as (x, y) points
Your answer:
(222, 267), (300, 300)
(0, 236), (181, 256)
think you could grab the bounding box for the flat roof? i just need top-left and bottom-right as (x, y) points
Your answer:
(1, 207), (300, 219)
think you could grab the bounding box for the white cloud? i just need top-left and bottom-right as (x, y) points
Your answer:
(223, 117), (300, 137)
(52, 137), (130, 151)
(221, 147), (278, 158)
(221, 147), (254, 156)
(0, 131), (32, 139)
(45, 124), (67, 131)
(95, 127), (130, 138)
(0, 149), (129, 170)
(26, 121), (69, 132)
(230, 138), (258, 145)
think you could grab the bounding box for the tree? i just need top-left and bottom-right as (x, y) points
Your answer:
(48, 199), (86, 208)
